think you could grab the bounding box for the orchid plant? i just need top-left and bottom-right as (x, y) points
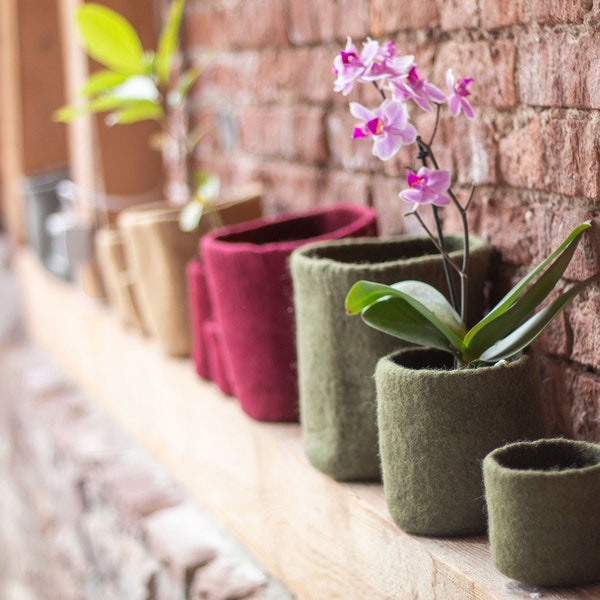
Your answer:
(335, 37), (599, 368)
(55, 0), (218, 231)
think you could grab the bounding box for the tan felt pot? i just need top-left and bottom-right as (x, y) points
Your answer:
(95, 227), (148, 334)
(118, 186), (263, 357)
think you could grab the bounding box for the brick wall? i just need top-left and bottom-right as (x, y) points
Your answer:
(177, 0), (600, 441)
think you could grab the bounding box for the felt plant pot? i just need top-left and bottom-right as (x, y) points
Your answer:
(290, 235), (490, 481)
(375, 347), (545, 537)
(96, 227), (148, 333)
(483, 438), (600, 587)
(118, 188), (263, 357)
(201, 203), (378, 422)
(187, 257), (234, 396)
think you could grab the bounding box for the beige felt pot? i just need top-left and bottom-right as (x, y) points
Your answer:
(95, 227), (148, 334)
(117, 185), (263, 357)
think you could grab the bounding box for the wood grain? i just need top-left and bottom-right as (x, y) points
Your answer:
(16, 249), (600, 600)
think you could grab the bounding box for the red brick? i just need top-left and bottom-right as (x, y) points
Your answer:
(499, 115), (546, 189)
(568, 284), (600, 371)
(529, 0), (591, 24)
(320, 170), (370, 207)
(434, 41), (517, 109)
(234, 0), (288, 48)
(537, 355), (572, 436)
(261, 161), (324, 212)
(183, 5), (237, 50)
(518, 33), (600, 109)
(437, 0), (479, 31)
(335, 0), (370, 39)
(481, 0), (526, 29)
(543, 118), (600, 198)
(369, 0), (439, 36)
(239, 105), (327, 164)
(286, 0), (335, 44)
(569, 369), (600, 441)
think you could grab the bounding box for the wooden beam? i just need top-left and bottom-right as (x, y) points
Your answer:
(16, 249), (600, 600)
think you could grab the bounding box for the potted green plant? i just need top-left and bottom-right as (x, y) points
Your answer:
(56, 1), (263, 355)
(483, 438), (600, 587)
(334, 37), (600, 535)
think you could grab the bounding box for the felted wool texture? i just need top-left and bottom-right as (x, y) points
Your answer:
(202, 203), (378, 422)
(483, 438), (600, 587)
(119, 193), (263, 357)
(375, 348), (545, 537)
(187, 257), (213, 379)
(95, 227), (148, 333)
(204, 320), (234, 396)
(290, 235), (490, 482)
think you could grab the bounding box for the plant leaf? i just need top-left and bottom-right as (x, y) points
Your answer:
(111, 76), (159, 101)
(78, 70), (129, 97)
(479, 273), (600, 363)
(53, 95), (135, 121)
(361, 297), (458, 355)
(179, 199), (204, 232)
(155, 0), (185, 85)
(464, 221), (591, 346)
(195, 171), (220, 201)
(391, 280), (467, 338)
(53, 105), (81, 122)
(76, 4), (146, 75)
(345, 280), (465, 352)
(106, 101), (163, 125)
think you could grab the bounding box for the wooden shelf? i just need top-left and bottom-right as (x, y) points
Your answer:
(16, 249), (600, 600)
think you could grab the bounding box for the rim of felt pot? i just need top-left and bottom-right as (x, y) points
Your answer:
(291, 234), (488, 273)
(484, 437), (600, 479)
(380, 346), (531, 376)
(202, 203), (378, 254)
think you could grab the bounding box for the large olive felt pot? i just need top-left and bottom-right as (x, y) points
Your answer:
(290, 235), (490, 481)
(483, 438), (600, 587)
(375, 348), (545, 536)
(201, 203), (378, 422)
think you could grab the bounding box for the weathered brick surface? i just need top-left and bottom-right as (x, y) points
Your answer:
(437, 0), (480, 31)
(368, 0), (439, 36)
(529, 0), (592, 25)
(481, 0), (525, 29)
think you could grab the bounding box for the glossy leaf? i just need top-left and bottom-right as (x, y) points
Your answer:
(463, 222), (592, 360)
(361, 297), (457, 355)
(78, 70), (128, 97)
(345, 281), (465, 352)
(155, 0), (185, 85)
(464, 221), (591, 346)
(479, 273), (600, 363)
(179, 198), (204, 232)
(76, 4), (146, 75)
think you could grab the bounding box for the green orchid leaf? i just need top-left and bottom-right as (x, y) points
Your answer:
(479, 273), (600, 363)
(76, 4), (146, 75)
(345, 281), (465, 352)
(107, 101), (163, 125)
(195, 171), (220, 201)
(111, 76), (159, 102)
(53, 105), (81, 123)
(155, 0), (185, 85)
(465, 221), (591, 345)
(391, 280), (467, 338)
(361, 297), (458, 355)
(179, 199), (204, 232)
(78, 70), (129, 97)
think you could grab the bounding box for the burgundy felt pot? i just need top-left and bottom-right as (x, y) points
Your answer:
(201, 203), (378, 422)
(187, 257), (234, 395)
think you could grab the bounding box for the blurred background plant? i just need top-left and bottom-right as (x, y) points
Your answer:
(55, 0), (219, 231)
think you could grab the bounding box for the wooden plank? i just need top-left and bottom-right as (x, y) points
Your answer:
(16, 249), (600, 600)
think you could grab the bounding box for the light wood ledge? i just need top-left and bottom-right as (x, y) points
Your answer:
(15, 249), (600, 600)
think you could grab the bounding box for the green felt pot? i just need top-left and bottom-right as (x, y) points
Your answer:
(290, 235), (490, 481)
(375, 347), (545, 536)
(483, 438), (600, 587)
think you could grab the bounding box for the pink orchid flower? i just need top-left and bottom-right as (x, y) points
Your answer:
(367, 41), (414, 81)
(350, 100), (417, 161)
(390, 66), (446, 111)
(399, 167), (451, 206)
(333, 37), (380, 95)
(446, 69), (474, 119)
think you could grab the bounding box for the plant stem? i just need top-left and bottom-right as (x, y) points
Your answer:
(416, 136), (459, 313)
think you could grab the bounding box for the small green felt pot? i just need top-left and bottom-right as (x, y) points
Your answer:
(291, 235), (490, 482)
(375, 347), (544, 536)
(483, 438), (600, 587)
